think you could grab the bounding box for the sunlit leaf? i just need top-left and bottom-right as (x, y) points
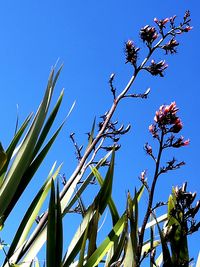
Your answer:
(0, 67), (60, 220)
(63, 151), (112, 216)
(46, 180), (63, 267)
(123, 235), (134, 267)
(154, 214), (172, 266)
(91, 165), (119, 225)
(63, 151), (115, 266)
(196, 252), (200, 267)
(0, 143), (7, 185)
(3, 163), (61, 266)
(62, 207), (95, 266)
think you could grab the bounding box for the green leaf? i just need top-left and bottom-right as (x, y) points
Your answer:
(3, 163), (62, 266)
(107, 214), (128, 266)
(63, 151), (112, 216)
(91, 166), (119, 225)
(155, 252), (163, 267)
(33, 257), (40, 267)
(0, 143), (7, 183)
(0, 67), (60, 219)
(33, 89), (64, 157)
(47, 180), (63, 267)
(128, 189), (139, 265)
(167, 194), (176, 227)
(78, 216), (90, 267)
(87, 208), (99, 259)
(141, 240), (160, 257)
(138, 214), (168, 231)
(123, 235), (134, 267)
(3, 118), (65, 222)
(85, 184), (144, 267)
(18, 223), (47, 265)
(154, 214), (172, 267)
(62, 153), (115, 266)
(0, 113), (32, 181)
(93, 150), (115, 215)
(167, 189), (189, 265)
(47, 180), (56, 267)
(62, 207), (95, 267)
(84, 214), (127, 267)
(196, 252), (200, 267)
(56, 181), (63, 266)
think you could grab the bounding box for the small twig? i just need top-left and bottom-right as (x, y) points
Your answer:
(152, 201), (167, 212)
(70, 133), (83, 162)
(109, 73), (116, 100)
(123, 88), (151, 99)
(84, 136), (106, 169)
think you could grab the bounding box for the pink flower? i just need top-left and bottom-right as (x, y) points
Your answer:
(170, 118), (183, 133)
(153, 102), (179, 126)
(147, 60), (168, 77)
(140, 25), (158, 44)
(154, 18), (158, 23)
(149, 124), (158, 138)
(149, 124), (154, 133)
(140, 170), (147, 181)
(154, 17), (169, 28)
(144, 143), (152, 155)
(183, 139), (190, 146)
(172, 136), (190, 148)
(162, 18), (170, 25)
(184, 26), (193, 32)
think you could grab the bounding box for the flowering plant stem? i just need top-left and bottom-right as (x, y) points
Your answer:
(138, 130), (164, 265)
(59, 31), (170, 202)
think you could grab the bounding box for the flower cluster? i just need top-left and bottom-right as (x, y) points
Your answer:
(146, 59), (168, 77)
(154, 11), (192, 35)
(140, 25), (158, 46)
(125, 40), (139, 66)
(184, 10), (190, 22)
(166, 12), (192, 47)
(182, 10), (192, 32)
(144, 142), (152, 155)
(169, 15), (176, 28)
(162, 39), (179, 54)
(124, 10), (192, 73)
(153, 102), (181, 131)
(149, 102), (190, 148)
(154, 17), (169, 31)
(172, 136), (190, 148)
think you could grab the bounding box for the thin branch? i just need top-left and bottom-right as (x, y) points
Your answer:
(137, 130), (164, 264)
(84, 136), (106, 169)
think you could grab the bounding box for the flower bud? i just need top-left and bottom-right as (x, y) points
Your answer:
(125, 40), (139, 65)
(169, 119), (183, 133)
(140, 25), (158, 45)
(162, 39), (179, 54)
(154, 17), (169, 29)
(181, 182), (187, 193)
(146, 60), (168, 77)
(144, 143), (152, 155)
(183, 26), (193, 32)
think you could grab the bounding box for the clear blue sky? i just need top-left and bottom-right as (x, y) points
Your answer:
(0, 0), (199, 264)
